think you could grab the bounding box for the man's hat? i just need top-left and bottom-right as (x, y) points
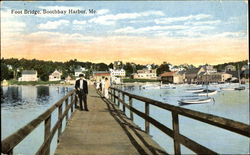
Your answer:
(79, 74), (84, 77)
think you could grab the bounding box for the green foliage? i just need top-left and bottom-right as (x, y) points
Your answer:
(156, 62), (170, 75)
(213, 60), (248, 71)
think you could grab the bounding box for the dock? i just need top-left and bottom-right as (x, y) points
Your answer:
(1, 86), (249, 155)
(55, 87), (166, 155)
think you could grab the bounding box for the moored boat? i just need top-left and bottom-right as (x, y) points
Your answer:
(196, 89), (217, 96)
(178, 97), (214, 105)
(186, 88), (204, 93)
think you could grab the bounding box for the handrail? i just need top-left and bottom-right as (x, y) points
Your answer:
(109, 87), (250, 154)
(1, 89), (78, 155)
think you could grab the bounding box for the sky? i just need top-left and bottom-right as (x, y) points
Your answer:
(1, 1), (248, 66)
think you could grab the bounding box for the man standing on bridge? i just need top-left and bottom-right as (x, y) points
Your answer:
(75, 74), (89, 111)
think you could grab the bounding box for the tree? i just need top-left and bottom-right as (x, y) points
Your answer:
(108, 63), (114, 69)
(157, 62), (170, 75)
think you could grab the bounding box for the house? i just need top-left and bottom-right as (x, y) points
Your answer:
(160, 71), (185, 84)
(197, 72), (232, 83)
(18, 70), (38, 81)
(49, 70), (62, 81)
(185, 68), (204, 84)
(110, 69), (126, 77)
(74, 66), (87, 78)
(132, 68), (157, 80)
(225, 65), (236, 72)
(93, 71), (111, 83)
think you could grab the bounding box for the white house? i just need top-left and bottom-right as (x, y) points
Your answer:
(109, 68), (126, 77)
(49, 70), (62, 81)
(132, 68), (157, 79)
(74, 67), (87, 77)
(18, 70), (38, 81)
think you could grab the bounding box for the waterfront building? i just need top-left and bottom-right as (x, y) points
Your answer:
(225, 65), (236, 72)
(18, 70), (38, 81)
(109, 69), (126, 77)
(49, 70), (62, 81)
(132, 68), (157, 80)
(160, 71), (185, 84)
(93, 71), (111, 82)
(74, 66), (87, 78)
(197, 72), (232, 83)
(185, 68), (204, 84)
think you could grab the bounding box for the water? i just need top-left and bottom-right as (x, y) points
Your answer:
(1, 85), (74, 155)
(1, 84), (249, 154)
(116, 83), (250, 154)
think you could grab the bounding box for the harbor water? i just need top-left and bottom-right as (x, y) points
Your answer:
(1, 84), (249, 154)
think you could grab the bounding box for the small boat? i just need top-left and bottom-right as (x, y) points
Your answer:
(186, 88), (204, 93)
(234, 86), (245, 91)
(220, 87), (235, 91)
(142, 85), (160, 89)
(195, 89), (217, 96)
(178, 97), (214, 105)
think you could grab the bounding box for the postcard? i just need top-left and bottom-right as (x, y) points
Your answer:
(1, 1), (249, 155)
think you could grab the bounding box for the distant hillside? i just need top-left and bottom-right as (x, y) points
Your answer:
(213, 60), (248, 71)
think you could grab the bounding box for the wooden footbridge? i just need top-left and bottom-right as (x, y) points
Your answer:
(1, 86), (250, 155)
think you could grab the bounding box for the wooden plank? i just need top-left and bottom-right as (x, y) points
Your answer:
(129, 97), (133, 121)
(65, 98), (69, 122)
(145, 102), (150, 134)
(58, 104), (63, 142)
(172, 112), (181, 155)
(44, 115), (51, 155)
(70, 94), (74, 113)
(122, 94), (125, 113)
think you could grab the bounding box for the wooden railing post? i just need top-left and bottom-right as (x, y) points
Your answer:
(122, 94), (125, 113)
(7, 149), (13, 155)
(65, 98), (69, 122)
(57, 104), (62, 142)
(172, 112), (181, 155)
(44, 115), (51, 155)
(113, 89), (116, 103)
(117, 91), (120, 107)
(70, 94), (74, 113)
(74, 94), (78, 108)
(145, 102), (150, 134)
(129, 97), (133, 121)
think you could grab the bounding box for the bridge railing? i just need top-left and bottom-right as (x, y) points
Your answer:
(109, 87), (250, 154)
(1, 89), (78, 155)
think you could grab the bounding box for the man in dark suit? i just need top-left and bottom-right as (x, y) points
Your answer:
(75, 74), (89, 111)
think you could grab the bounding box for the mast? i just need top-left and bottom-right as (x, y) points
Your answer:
(238, 64), (241, 86)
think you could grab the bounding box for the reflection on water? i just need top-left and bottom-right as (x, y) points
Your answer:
(1, 85), (74, 155)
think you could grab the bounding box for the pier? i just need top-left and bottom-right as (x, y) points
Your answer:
(1, 86), (250, 155)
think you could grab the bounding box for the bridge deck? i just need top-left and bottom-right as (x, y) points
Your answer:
(55, 86), (167, 155)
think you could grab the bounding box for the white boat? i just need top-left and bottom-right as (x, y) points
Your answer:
(178, 97), (214, 105)
(142, 85), (160, 89)
(196, 89), (217, 96)
(220, 87), (234, 91)
(186, 88), (204, 93)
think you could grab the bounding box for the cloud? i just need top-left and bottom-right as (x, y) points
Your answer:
(114, 25), (189, 34)
(73, 20), (87, 25)
(89, 11), (164, 25)
(37, 20), (69, 30)
(97, 9), (110, 15)
(184, 20), (221, 26)
(155, 14), (212, 24)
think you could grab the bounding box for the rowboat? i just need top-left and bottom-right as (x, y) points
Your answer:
(178, 97), (214, 105)
(186, 88), (204, 93)
(195, 89), (217, 96)
(234, 86), (245, 91)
